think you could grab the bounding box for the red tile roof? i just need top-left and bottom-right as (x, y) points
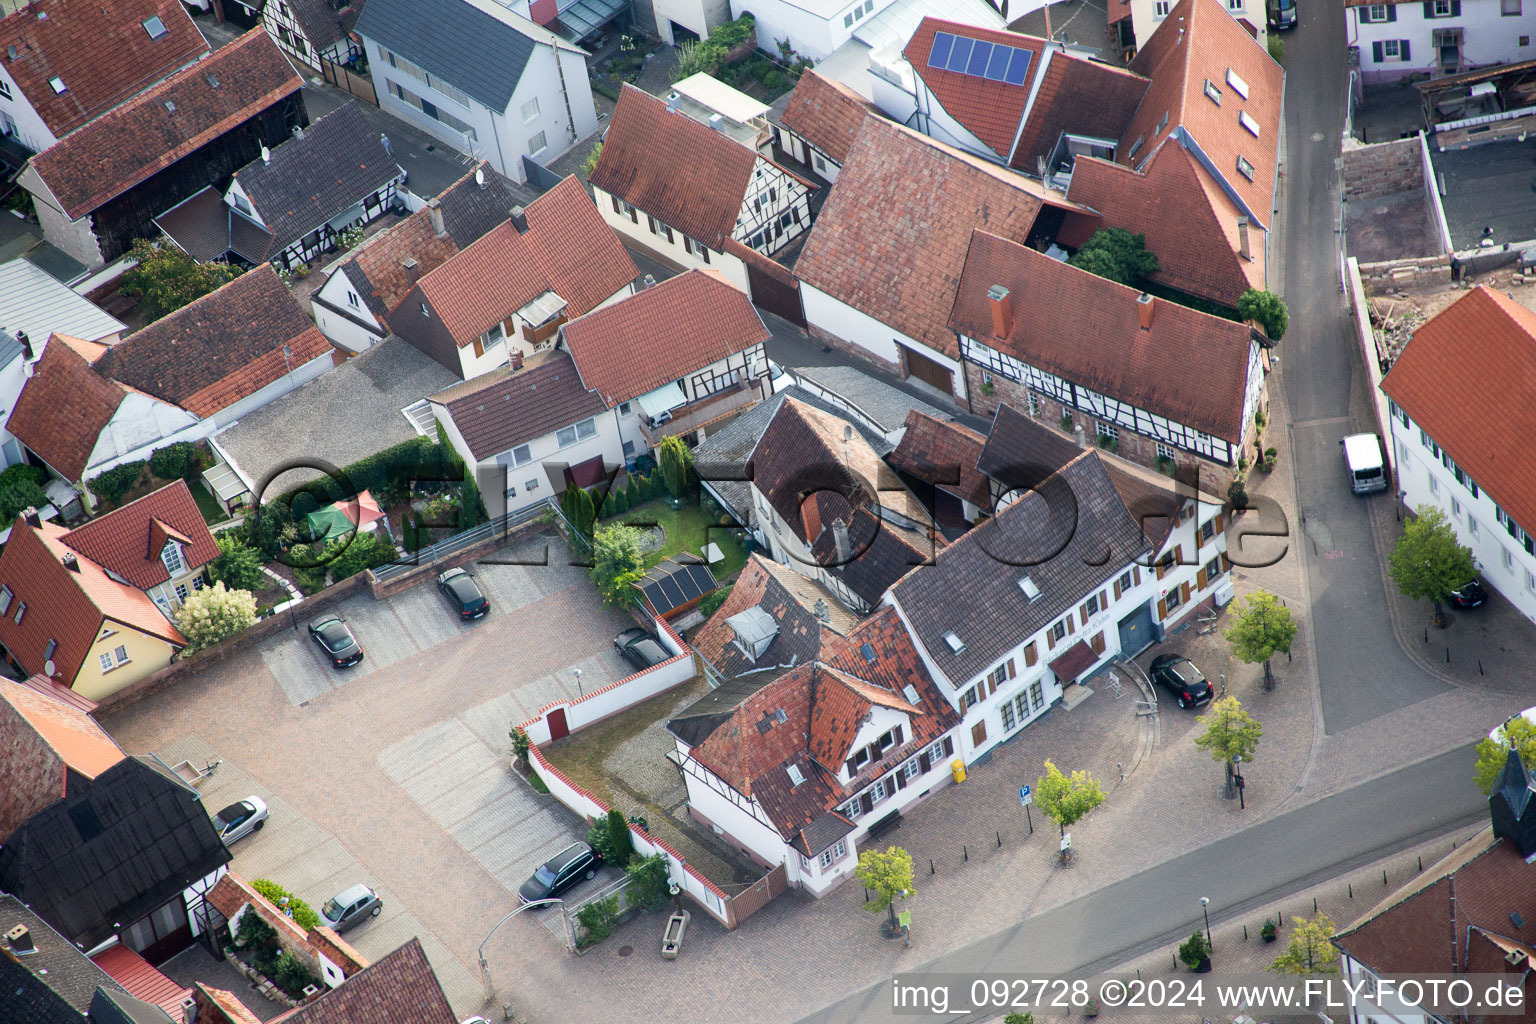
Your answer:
(27, 30), (303, 220)
(0, 0), (208, 138)
(798, 119), (1090, 360)
(91, 943), (192, 1019)
(949, 230), (1256, 440)
(1122, 0), (1282, 230)
(520, 174), (641, 318)
(279, 938), (457, 1024)
(778, 70), (877, 165)
(903, 18), (1046, 160)
(1067, 147), (1265, 308)
(432, 351), (608, 461)
(0, 676), (124, 779)
(561, 269), (768, 407)
(1382, 287), (1536, 538)
(60, 481), (220, 590)
(98, 266), (336, 418)
(7, 333), (126, 481)
(888, 410), (990, 509)
(1009, 53), (1149, 173)
(589, 84), (757, 248)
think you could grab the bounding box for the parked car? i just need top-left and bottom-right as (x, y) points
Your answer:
(1267, 0), (1296, 29)
(1449, 578), (1487, 609)
(1149, 654), (1215, 709)
(518, 842), (600, 904)
(308, 614), (363, 668)
(210, 797), (268, 845)
(614, 627), (669, 671)
(319, 884), (382, 933)
(437, 567), (489, 620)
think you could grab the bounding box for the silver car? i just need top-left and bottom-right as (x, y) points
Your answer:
(210, 796), (268, 845)
(319, 884), (382, 933)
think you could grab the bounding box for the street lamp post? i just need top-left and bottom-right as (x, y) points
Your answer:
(1233, 754), (1245, 810)
(573, 667), (583, 697)
(1200, 896), (1212, 952)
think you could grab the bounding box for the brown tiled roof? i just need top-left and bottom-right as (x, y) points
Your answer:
(778, 70), (877, 164)
(432, 351), (606, 461)
(888, 410), (990, 509)
(0, 676), (124, 779)
(96, 266), (335, 418)
(949, 230), (1255, 440)
(808, 664), (920, 769)
(1009, 53), (1149, 172)
(154, 185), (249, 262)
(7, 333), (125, 480)
(0, 520), (184, 684)
(690, 555), (854, 683)
(1382, 287), (1536, 538)
(902, 18), (1046, 160)
(279, 938), (456, 1024)
(286, 0), (360, 52)
(1122, 0), (1282, 230)
(589, 84), (756, 248)
(562, 269), (767, 407)
(0, 0), (208, 138)
(1067, 147), (1264, 308)
(797, 119), (1077, 360)
(193, 984), (264, 1024)
(806, 499), (934, 607)
(27, 31), (303, 220)
(60, 481), (220, 590)
(975, 403), (1085, 493)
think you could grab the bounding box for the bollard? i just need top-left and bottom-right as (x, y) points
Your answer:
(1384, 869), (1388, 885)
(1277, 910), (1283, 926)
(964, 846), (968, 862)
(1425, 628), (1429, 643)
(930, 858), (935, 875)
(1244, 925), (1248, 940)
(997, 831), (1002, 848)
(1419, 856), (1423, 871)
(1479, 660), (1484, 676)
(1313, 897), (1318, 912)
(1348, 883), (1352, 898)
(865, 888), (870, 903)
(1446, 647), (1450, 663)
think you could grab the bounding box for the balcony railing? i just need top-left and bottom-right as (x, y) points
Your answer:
(640, 378), (765, 444)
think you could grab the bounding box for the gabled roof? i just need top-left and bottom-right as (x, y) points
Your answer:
(26, 31), (303, 220)
(410, 175), (636, 345)
(889, 449), (1150, 685)
(230, 102), (399, 255)
(96, 266), (335, 418)
(60, 481), (220, 589)
(153, 184), (274, 263)
(887, 410), (990, 509)
(635, 555), (720, 617)
(976, 403), (1085, 493)
(807, 663), (921, 769)
(797, 118), (1090, 360)
(355, 0), (571, 113)
(902, 17), (1048, 160)
(1381, 287), (1536, 538)
(0, 756), (231, 951)
(778, 70), (878, 165)
(1121, 0), (1282, 230)
(0, 894), (125, 1023)
(282, 0), (362, 52)
(7, 333), (126, 481)
(268, 938), (456, 1024)
(562, 270), (767, 407)
(0, 257), (126, 346)
(949, 230), (1255, 441)
(1009, 51), (1149, 173)
(431, 351), (606, 461)
(1067, 146), (1264, 308)
(90, 945), (188, 1022)
(0, 0), (208, 138)
(88, 988), (177, 1024)
(590, 85), (759, 249)
(0, 676), (125, 838)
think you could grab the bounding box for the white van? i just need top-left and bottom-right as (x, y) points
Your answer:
(1341, 433), (1387, 494)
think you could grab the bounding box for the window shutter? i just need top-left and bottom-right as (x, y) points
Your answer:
(1214, 513), (1224, 534)
(846, 759), (858, 777)
(1156, 558), (1167, 580)
(1387, 2), (1397, 17)
(919, 752), (932, 774)
(1134, 566), (1142, 585)
(1091, 631), (1105, 654)
(971, 720), (988, 746)
(943, 736), (955, 758)
(1197, 567), (1209, 590)
(1101, 590), (1109, 608)
(1047, 631), (1057, 650)
(860, 793), (874, 815)
(987, 676), (998, 697)
(893, 725), (904, 747)
(1221, 553), (1232, 572)
(1181, 583), (1191, 604)
(1080, 606), (1089, 626)
(1114, 578), (1123, 600)
(1373, 40), (1384, 60)
(473, 336), (485, 358)
(895, 769), (907, 790)
(1422, 1), (1433, 14)
(611, 195), (621, 214)
(1401, 38), (1411, 58)
(1008, 659), (1017, 679)
(1157, 596), (1168, 619)
(1024, 642), (1038, 667)
(1174, 544), (1184, 565)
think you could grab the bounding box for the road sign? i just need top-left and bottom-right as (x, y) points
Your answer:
(898, 910), (912, 928)
(1060, 832), (1073, 851)
(1019, 785), (1032, 807)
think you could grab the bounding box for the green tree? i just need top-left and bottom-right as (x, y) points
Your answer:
(657, 435), (694, 498)
(1238, 289), (1289, 342)
(1267, 32), (1285, 63)
(590, 525), (646, 607)
(119, 238), (243, 321)
(1193, 696), (1262, 793)
(854, 845), (915, 934)
(561, 485), (597, 545)
(245, 497), (294, 559)
(459, 471), (488, 529)
(1388, 505), (1476, 627)
(175, 581), (257, 651)
(583, 140), (603, 177)
(624, 854), (671, 911)
(148, 441), (207, 482)
(0, 464), (48, 526)
(1268, 914), (1340, 974)
(1034, 760), (1106, 838)
(210, 534), (268, 592)
(1475, 716), (1536, 793)
(1224, 590), (1297, 690)
(625, 475), (641, 509)
(90, 461), (146, 503)
(1067, 228), (1159, 286)
(1178, 932), (1212, 969)
(324, 531), (398, 581)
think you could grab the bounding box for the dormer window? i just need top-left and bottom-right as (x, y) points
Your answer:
(161, 542), (186, 576)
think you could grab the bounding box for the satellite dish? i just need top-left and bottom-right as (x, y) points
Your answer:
(474, 167), (485, 187)
(44, 659), (56, 676)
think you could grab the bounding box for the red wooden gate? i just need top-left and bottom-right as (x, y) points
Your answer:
(548, 706), (569, 742)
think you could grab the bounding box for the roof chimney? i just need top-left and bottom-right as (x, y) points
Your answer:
(987, 284), (1012, 338)
(22, 506), (39, 528)
(401, 257), (419, 284)
(5, 924), (35, 955)
(1137, 292), (1154, 330)
(667, 92), (681, 112)
(428, 199), (446, 239)
(708, 113), (725, 132)
(832, 517), (851, 563)
(509, 350), (524, 372)
(61, 552), (79, 572)
(16, 330), (32, 361)
(642, 273), (656, 289)
(1236, 215), (1251, 261)
(509, 206), (528, 233)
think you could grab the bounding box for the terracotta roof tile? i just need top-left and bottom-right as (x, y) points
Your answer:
(589, 84), (757, 248)
(96, 266), (335, 418)
(0, 0), (208, 138)
(432, 351), (607, 461)
(7, 333), (125, 480)
(561, 269), (767, 406)
(888, 410), (990, 509)
(60, 481), (220, 590)
(519, 174), (640, 317)
(690, 555), (853, 683)
(778, 70), (877, 164)
(1381, 287), (1536, 537)
(976, 403), (1086, 492)
(902, 18), (1046, 159)
(90, 943), (191, 1019)
(1009, 53), (1149, 172)
(277, 938), (456, 1024)
(0, 676), (124, 779)
(27, 30), (303, 220)
(949, 230), (1256, 440)
(194, 984), (264, 1024)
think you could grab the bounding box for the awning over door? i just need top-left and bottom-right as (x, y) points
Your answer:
(636, 381), (689, 420)
(1049, 640), (1098, 683)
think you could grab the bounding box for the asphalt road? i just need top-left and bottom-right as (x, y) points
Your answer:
(799, 745), (1488, 1024)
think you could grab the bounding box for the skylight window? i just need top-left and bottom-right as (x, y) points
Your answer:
(1239, 111), (1261, 137)
(48, 76), (66, 94)
(1203, 79), (1221, 106)
(1226, 68), (1250, 99)
(1156, 110), (1170, 134)
(943, 631), (965, 653)
(142, 15), (168, 39)
(902, 683), (922, 705)
(787, 764), (806, 786)
(861, 642), (877, 663)
(1236, 155), (1256, 181)
(1018, 576), (1043, 601)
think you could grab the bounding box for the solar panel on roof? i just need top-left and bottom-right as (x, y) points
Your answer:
(1004, 47), (1033, 85)
(948, 36), (974, 72)
(966, 40), (993, 76)
(985, 45), (1012, 81)
(929, 31), (955, 68)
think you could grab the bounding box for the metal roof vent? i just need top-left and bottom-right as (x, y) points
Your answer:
(6, 924), (35, 955)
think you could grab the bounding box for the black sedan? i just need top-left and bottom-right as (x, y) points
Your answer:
(1449, 578), (1487, 609)
(308, 614), (364, 668)
(614, 627), (669, 671)
(518, 842), (600, 904)
(1149, 654), (1214, 709)
(437, 567), (489, 620)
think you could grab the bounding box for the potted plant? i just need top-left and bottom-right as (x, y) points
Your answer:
(1083, 999), (1099, 1017)
(1261, 918), (1278, 943)
(1060, 413), (1074, 432)
(981, 378), (996, 396)
(1178, 932), (1212, 972)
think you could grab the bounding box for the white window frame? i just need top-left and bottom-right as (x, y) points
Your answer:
(13, 601), (24, 624)
(0, 585), (12, 615)
(1428, 475), (1439, 495)
(114, 645), (130, 665)
(1156, 441), (1177, 460)
(162, 542), (186, 576)
(1154, 0), (1170, 15)
(556, 418), (597, 448)
(1503, 546), (1515, 569)
(521, 97), (540, 122)
(99, 653), (115, 673)
(820, 848), (835, 868)
(0, 78), (11, 101)
(1383, 38), (1402, 58)
(527, 130), (548, 156)
(1000, 699), (1016, 732)
(902, 759), (920, 781)
(1366, 3), (1387, 19)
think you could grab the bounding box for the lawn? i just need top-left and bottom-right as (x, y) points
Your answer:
(189, 480), (230, 525)
(609, 498), (747, 578)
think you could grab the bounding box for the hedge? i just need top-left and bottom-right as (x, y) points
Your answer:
(250, 878), (321, 931)
(91, 461), (146, 503)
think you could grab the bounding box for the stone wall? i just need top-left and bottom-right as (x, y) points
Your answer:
(0, 701), (67, 837)
(1356, 253), (1453, 291)
(1341, 137), (1424, 202)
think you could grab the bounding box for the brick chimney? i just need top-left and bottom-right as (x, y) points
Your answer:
(832, 517), (851, 563)
(428, 199), (446, 239)
(509, 350), (524, 372)
(401, 257), (419, 284)
(509, 206), (528, 233)
(15, 331), (32, 361)
(1137, 292), (1155, 330)
(1236, 216), (1251, 261)
(22, 506), (39, 528)
(987, 284), (1012, 338)
(61, 552), (79, 572)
